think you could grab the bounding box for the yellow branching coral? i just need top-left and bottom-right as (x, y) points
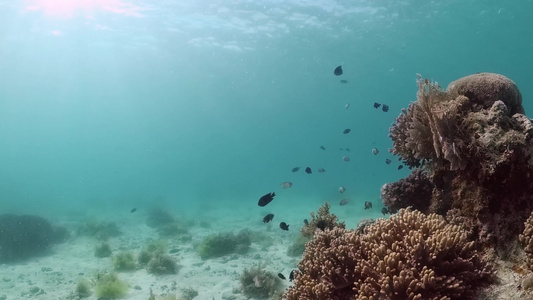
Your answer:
(284, 209), (493, 300)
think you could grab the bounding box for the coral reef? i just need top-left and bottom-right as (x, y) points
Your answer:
(385, 73), (533, 249)
(0, 214), (68, 262)
(284, 208), (493, 300)
(381, 169), (434, 214)
(239, 265), (282, 299)
(300, 202), (345, 238)
(196, 230), (251, 259)
(519, 211), (533, 269)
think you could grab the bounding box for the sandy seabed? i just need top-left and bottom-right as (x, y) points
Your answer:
(1, 201), (532, 300)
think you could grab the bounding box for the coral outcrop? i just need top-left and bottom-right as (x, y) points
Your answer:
(284, 208), (493, 300)
(385, 73), (533, 248)
(0, 214), (68, 262)
(300, 202), (345, 238)
(381, 169), (434, 214)
(519, 212), (533, 269)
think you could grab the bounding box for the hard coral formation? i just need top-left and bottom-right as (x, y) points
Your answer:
(0, 214), (68, 262)
(381, 169), (434, 214)
(284, 208), (493, 300)
(300, 202), (345, 238)
(385, 73), (533, 248)
(519, 211), (533, 269)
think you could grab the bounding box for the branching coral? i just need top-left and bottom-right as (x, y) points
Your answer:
(239, 265), (282, 299)
(300, 202), (345, 238)
(284, 208), (493, 300)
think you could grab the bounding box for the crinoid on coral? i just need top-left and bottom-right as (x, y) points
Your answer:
(284, 208), (493, 300)
(300, 202), (345, 238)
(386, 73), (533, 250)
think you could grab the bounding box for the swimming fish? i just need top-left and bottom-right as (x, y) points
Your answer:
(318, 168), (326, 173)
(340, 79), (348, 84)
(398, 165), (404, 170)
(381, 207), (389, 215)
(364, 201), (373, 209)
(343, 129), (351, 134)
(130, 208), (137, 213)
(382, 104), (389, 112)
(289, 270), (295, 281)
(280, 181), (293, 189)
(385, 159), (391, 165)
(305, 167), (312, 174)
(345, 148), (350, 152)
(303, 219), (309, 225)
(258, 192), (276, 207)
(339, 199), (349, 206)
(334, 65), (343, 76)
(263, 213), (274, 223)
(316, 220), (326, 231)
(343, 156), (350, 162)
(372, 148), (379, 155)
(344, 103), (350, 109)
(320, 145), (326, 150)
(339, 186), (346, 193)
(291, 167), (300, 172)
(280, 222), (289, 231)
(278, 273), (286, 280)
(373, 102), (381, 109)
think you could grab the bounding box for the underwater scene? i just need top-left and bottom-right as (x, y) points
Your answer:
(1, 0), (533, 299)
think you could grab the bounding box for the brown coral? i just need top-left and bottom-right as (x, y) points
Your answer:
(386, 73), (533, 250)
(300, 202), (345, 238)
(519, 212), (533, 269)
(284, 208), (493, 300)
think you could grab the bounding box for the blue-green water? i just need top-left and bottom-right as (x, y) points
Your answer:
(1, 1), (532, 216)
(1, 1), (533, 299)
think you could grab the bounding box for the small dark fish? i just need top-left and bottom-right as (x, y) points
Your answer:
(280, 222), (289, 231)
(318, 168), (326, 173)
(258, 192), (276, 207)
(385, 159), (391, 165)
(289, 270), (295, 281)
(334, 65), (343, 76)
(373, 102), (381, 109)
(303, 219), (309, 225)
(339, 199), (349, 206)
(342, 156), (350, 162)
(305, 167), (312, 174)
(316, 220), (326, 231)
(343, 128), (351, 134)
(372, 148), (379, 155)
(382, 104), (389, 112)
(263, 213), (274, 223)
(345, 148), (350, 151)
(280, 181), (293, 189)
(291, 167), (300, 172)
(381, 207), (389, 215)
(320, 145), (326, 150)
(340, 79), (348, 84)
(339, 186), (346, 193)
(398, 165), (404, 170)
(130, 208), (137, 213)
(364, 201), (373, 210)
(278, 273), (286, 280)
